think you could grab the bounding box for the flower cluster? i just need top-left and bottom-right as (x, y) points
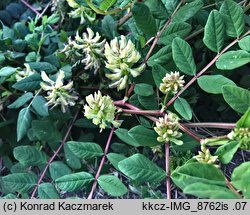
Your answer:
(104, 35), (145, 91)
(228, 128), (250, 150)
(84, 91), (120, 131)
(40, 70), (78, 113)
(159, 71), (185, 95)
(61, 28), (105, 73)
(66, 0), (95, 24)
(51, 0), (66, 14)
(15, 64), (35, 82)
(154, 112), (183, 145)
(193, 142), (218, 167)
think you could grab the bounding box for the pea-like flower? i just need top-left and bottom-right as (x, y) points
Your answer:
(104, 35), (145, 91)
(228, 128), (250, 150)
(15, 64), (35, 82)
(84, 91), (120, 131)
(193, 142), (218, 167)
(66, 0), (95, 24)
(40, 70), (78, 113)
(61, 28), (105, 73)
(154, 112), (183, 145)
(159, 71), (185, 95)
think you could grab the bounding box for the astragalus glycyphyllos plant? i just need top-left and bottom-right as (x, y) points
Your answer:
(0, 0), (250, 200)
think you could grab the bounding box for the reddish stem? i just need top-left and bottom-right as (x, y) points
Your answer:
(183, 122), (236, 129)
(165, 141), (171, 199)
(179, 123), (202, 142)
(30, 109), (80, 198)
(166, 30), (250, 108)
(21, 0), (40, 16)
(119, 108), (165, 116)
(87, 116), (119, 199)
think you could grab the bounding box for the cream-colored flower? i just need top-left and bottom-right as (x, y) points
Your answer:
(193, 142), (218, 166)
(84, 91), (119, 131)
(159, 71), (185, 94)
(61, 28), (105, 73)
(15, 64), (35, 82)
(228, 128), (250, 150)
(154, 112), (183, 145)
(104, 35), (145, 91)
(40, 70), (78, 113)
(66, 0), (95, 24)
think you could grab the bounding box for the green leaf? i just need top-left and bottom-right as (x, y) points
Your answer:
(55, 172), (94, 192)
(138, 93), (158, 110)
(215, 141), (240, 164)
(8, 92), (33, 109)
(171, 163), (226, 190)
(2, 173), (38, 193)
(238, 35), (250, 52)
(147, 45), (172, 67)
(17, 107), (32, 141)
(151, 64), (168, 87)
(107, 153), (126, 170)
(134, 83), (154, 96)
(64, 144), (82, 170)
(197, 75), (236, 94)
(144, 0), (169, 20)
(67, 141), (103, 159)
(159, 22), (192, 45)
(0, 66), (16, 77)
(49, 161), (72, 181)
(231, 162), (250, 198)
(173, 0), (204, 22)
(216, 50), (250, 70)
(102, 15), (117, 39)
(13, 145), (47, 166)
(100, 0), (117, 10)
(12, 74), (41, 91)
(28, 62), (57, 74)
(115, 128), (140, 147)
(31, 96), (49, 117)
(128, 125), (160, 147)
(132, 2), (157, 37)
(236, 107), (250, 128)
(220, 0), (244, 38)
(222, 85), (250, 114)
(174, 97), (192, 120)
(118, 153), (166, 183)
(203, 10), (225, 53)
(38, 183), (60, 199)
(172, 37), (196, 75)
(183, 182), (239, 199)
(97, 175), (128, 197)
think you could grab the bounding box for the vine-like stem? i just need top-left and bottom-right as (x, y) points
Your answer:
(165, 141), (171, 199)
(86, 0), (131, 15)
(118, 11), (132, 26)
(118, 108), (165, 116)
(21, 0), (40, 16)
(87, 115), (119, 199)
(183, 122), (236, 129)
(30, 109), (80, 198)
(178, 123), (202, 142)
(225, 177), (242, 199)
(143, 0), (185, 64)
(166, 30), (250, 108)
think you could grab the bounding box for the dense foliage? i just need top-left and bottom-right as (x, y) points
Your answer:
(0, 0), (249, 199)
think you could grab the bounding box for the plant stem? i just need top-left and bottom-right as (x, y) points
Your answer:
(185, 28), (204, 41)
(118, 11), (132, 26)
(30, 109), (80, 198)
(87, 116), (118, 199)
(165, 141), (171, 199)
(183, 122), (236, 129)
(166, 30), (250, 108)
(86, 0), (131, 15)
(144, 0), (184, 64)
(178, 123), (202, 142)
(20, 0), (40, 16)
(119, 108), (165, 116)
(225, 177), (242, 199)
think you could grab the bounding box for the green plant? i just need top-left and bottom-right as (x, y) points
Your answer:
(0, 0), (250, 199)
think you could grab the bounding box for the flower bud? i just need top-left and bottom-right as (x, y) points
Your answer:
(228, 128), (250, 150)
(15, 64), (36, 82)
